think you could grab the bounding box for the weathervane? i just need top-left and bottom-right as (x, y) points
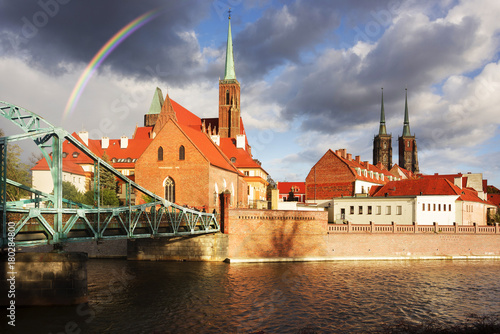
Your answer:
(228, 8), (231, 20)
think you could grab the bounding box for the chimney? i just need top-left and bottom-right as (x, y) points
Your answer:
(78, 131), (89, 146)
(339, 149), (347, 159)
(347, 153), (352, 160)
(364, 161), (369, 169)
(236, 134), (246, 150)
(120, 136), (128, 149)
(355, 155), (361, 164)
(101, 137), (109, 149)
(335, 150), (340, 156)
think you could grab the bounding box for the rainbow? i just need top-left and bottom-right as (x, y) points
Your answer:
(63, 8), (162, 120)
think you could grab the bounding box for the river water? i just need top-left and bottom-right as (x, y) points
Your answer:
(8, 259), (500, 333)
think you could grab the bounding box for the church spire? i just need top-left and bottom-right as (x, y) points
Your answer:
(402, 88), (411, 136)
(379, 88), (387, 135)
(224, 10), (236, 80)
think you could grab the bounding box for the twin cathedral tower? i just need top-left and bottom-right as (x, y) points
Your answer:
(373, 88), (419, 173)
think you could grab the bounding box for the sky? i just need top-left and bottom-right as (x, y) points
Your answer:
(1, 0), (500, 186)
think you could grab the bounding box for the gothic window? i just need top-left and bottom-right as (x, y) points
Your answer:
(383, 142), (387, 149)
(179, 145), (185, 160)
(158, 146), (163, 161)
(407, 141), (410, 148)
(164, 177), (175, 202)
(226, 90), (230, 105)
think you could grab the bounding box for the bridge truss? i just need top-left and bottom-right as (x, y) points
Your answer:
(0, 101), (219, 248)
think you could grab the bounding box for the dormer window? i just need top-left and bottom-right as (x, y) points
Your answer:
(72, 152), (79, 158)
(230, 157), (236, 163)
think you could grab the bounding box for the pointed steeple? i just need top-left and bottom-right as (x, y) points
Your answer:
(379, 88), (387, 135)
(402, 88), (411, 136)
(224, 11), (236, 80)
(161, 93), (177, 122)
(147, 87), (164, 115)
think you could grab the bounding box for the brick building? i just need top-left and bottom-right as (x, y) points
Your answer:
(305, 148), (401, 205)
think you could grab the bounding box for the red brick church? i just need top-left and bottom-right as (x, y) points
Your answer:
(32, 15), (267, 212)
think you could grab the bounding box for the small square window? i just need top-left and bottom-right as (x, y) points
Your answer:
(350, 206), (354, 215)
(396, 206), (402, 215)
(422, 203), (425, 211)
(359, 206), (363, 214)
(376, 206), (381, 215)
(368, 206), (372, 215)
(386, 206), (391, 215)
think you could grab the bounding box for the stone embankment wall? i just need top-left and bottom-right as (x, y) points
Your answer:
(0, 252), (88, 306)
(225, 209), (500, 262)
(127, 234), (228, 261)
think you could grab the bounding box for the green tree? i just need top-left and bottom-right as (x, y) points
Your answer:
(0, 129), (31, 201)
(61, 181), (84, 204)
(99, 152), (118, 191)
(82, 152), (119, 207)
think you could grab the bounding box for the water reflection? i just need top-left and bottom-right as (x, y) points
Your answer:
(10, 260), (500, 334)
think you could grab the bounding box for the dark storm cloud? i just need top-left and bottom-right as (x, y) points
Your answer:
(0, 0), (211, 84)
(276, 6), (484, 137)
(234, 0), (396, 81)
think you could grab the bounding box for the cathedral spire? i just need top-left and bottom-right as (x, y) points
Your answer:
(402, 88), (411, 136)
(224, 10), (236, 80)
(379, 87), (387, 135)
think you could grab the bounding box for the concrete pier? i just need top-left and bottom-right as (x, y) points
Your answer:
(0, 252), (88, 306)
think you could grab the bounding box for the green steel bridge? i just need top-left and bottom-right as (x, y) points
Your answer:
(0, 101), (219, 248)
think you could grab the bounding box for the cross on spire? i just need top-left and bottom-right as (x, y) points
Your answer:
(228, 8), (231, 20)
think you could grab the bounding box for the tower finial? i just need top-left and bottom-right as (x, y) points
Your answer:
(224, 9), (236, 80)
(379, 87), (386, 135)
(228, 8), (231, 20)
(402, 88), (411, 136)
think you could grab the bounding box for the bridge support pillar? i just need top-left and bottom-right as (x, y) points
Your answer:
(0, 252), (88, 306)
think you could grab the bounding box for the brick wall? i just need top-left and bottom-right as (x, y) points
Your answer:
(135, 121), (243, 212)
(227, 209), (329, 259)
(224, 208), (500, 261)
(305, 150), (355, 200)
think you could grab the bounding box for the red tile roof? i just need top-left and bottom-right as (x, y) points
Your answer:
(370, 178), (488, 204)
(219, 138), (261, 169)
(167, 98), (240, 174)
(277, 182), (306, 194)
(32, 157), (86, 176)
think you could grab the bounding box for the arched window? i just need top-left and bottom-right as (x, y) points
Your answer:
(158, 146), (163, 161)
(164, 177), (175, 202)
(226, 90), (230, 105)
(179, 145), (185, 160)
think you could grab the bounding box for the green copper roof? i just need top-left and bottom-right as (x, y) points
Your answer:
(402, 88), (411, 136)
(147, 87), (164, 115)
(379, 88), (387, 135)
(224, 16), (236, 80)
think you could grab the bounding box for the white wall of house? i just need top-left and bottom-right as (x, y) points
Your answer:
(354, 180), (382, 195)
(32, 170), (87, 195)
(414, 195), (458, 225)
(277, 201), (326, 211)
(332, 197), (415, 224)
(331, 195), (459, 225)
(32, 170), (53, 194)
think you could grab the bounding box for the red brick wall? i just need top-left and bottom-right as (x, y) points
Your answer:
(305, 150), (355, 200)
(135, 121), (210, 209)
(227, 209), (329, 259)
(325, 234), (500, 258)
(135, 121), (246, 212)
